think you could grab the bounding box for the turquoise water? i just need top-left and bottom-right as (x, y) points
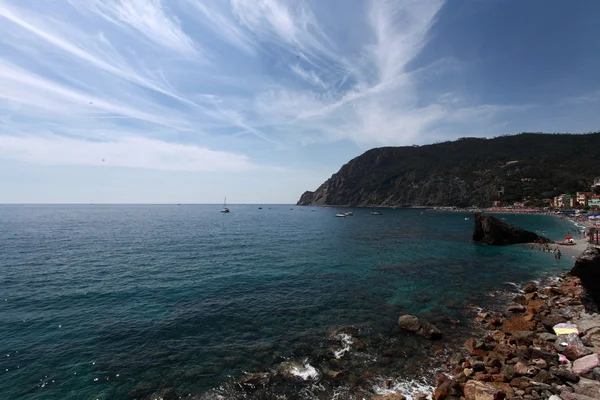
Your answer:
(0, 205), (575, 399)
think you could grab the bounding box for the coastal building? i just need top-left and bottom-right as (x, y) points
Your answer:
(589, 195), (600, 208)
(576, 192), (592, 206)
(554, 194), (573, 208)
(593, 177), (600, 189)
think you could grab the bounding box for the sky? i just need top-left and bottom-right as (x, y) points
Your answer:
(1, 0), (599, 204)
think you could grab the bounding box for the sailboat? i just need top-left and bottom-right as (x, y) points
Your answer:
(220, 197), (230, 213)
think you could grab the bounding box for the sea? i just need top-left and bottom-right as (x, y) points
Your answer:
(0, 205), (581, 400)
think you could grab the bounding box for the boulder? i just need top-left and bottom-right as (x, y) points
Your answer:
(523, 282), (538, 293)
(238, 373), (270, 390)
(555, 334), (593, 361)
(472, 213), (550, 245)
(570, 246), (600, 311)
(463, 380), (507, 400)
(573, 354), (600, 376)
(276, 360), (320, 381)
(418, 322), (442, 340)
(398, 315), (420, 332)
(569, 377), (600, 399)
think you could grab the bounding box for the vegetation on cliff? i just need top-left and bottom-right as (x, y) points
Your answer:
(297, 133), (600, 207)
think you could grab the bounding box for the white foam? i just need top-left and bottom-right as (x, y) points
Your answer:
(290, 361), (320, 381)
(373, 377), (434, 400)
(333, 333), (353, 359)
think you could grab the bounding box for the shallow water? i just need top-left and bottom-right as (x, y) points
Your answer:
(0, 205), (576, 399)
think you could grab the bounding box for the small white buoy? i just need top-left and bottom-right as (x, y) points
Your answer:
(93, 378), (98, 382)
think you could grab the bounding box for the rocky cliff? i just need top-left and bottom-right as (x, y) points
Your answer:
(297, 133), (600, 207)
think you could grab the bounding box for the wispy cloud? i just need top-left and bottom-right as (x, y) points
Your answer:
(0, 134), (255, 171)
(0, 0), (552, 175)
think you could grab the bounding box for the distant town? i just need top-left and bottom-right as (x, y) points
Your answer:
(491, 176), (600, 210)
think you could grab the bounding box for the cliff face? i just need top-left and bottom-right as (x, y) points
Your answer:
(297, 133), (600, 207)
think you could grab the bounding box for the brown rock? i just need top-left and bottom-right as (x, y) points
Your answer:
(398, 315), (420, 332)
(508, 305), (526, 313)
(326, 370), (344, 379)
(474, 372), (493, 381)
(415, 394), (428, 400)
(418, 322), (443, 340)
(510, 377), (532, 389)
(501, 316), (534, 334)
(463, 380), (507, 400)
(433, 378), (459, 400)
(491, 373), (506, 382)
(515, 362), (530, 376)
(523, 282), (538, 293)
(472, 349), (489, 358)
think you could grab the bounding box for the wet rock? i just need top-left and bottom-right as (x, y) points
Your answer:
(555, 334), (592, 360)
(464, 380), (507, 400)
(276, 360), (320, 381)
(325, 370), (344, 379)
(398, 315), (420, 332)
(573, 354), (600, 376)
(472, 213), (549, 245)
(238, 373), (270, 390)
(418, 322), (442, 340)
(415, 394), (428, 400)
(523, 283), (538, 294)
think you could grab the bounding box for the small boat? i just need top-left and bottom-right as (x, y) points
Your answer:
(336, 213), (347, 217)
(465, 217), (470, 221)
(220, 197), (230, 213)
(371, 211), (382, 215)
(258, 207), (262, 209)
(344, 211), (353, 216)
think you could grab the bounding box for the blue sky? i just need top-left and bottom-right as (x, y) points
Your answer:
(1, 0), (599, 203)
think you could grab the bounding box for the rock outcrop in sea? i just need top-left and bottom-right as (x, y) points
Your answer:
(472, 213), (550, 245)
(570, 246), (600, 312)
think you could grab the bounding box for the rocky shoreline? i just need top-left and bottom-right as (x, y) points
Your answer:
(410, 248), (600, 400)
